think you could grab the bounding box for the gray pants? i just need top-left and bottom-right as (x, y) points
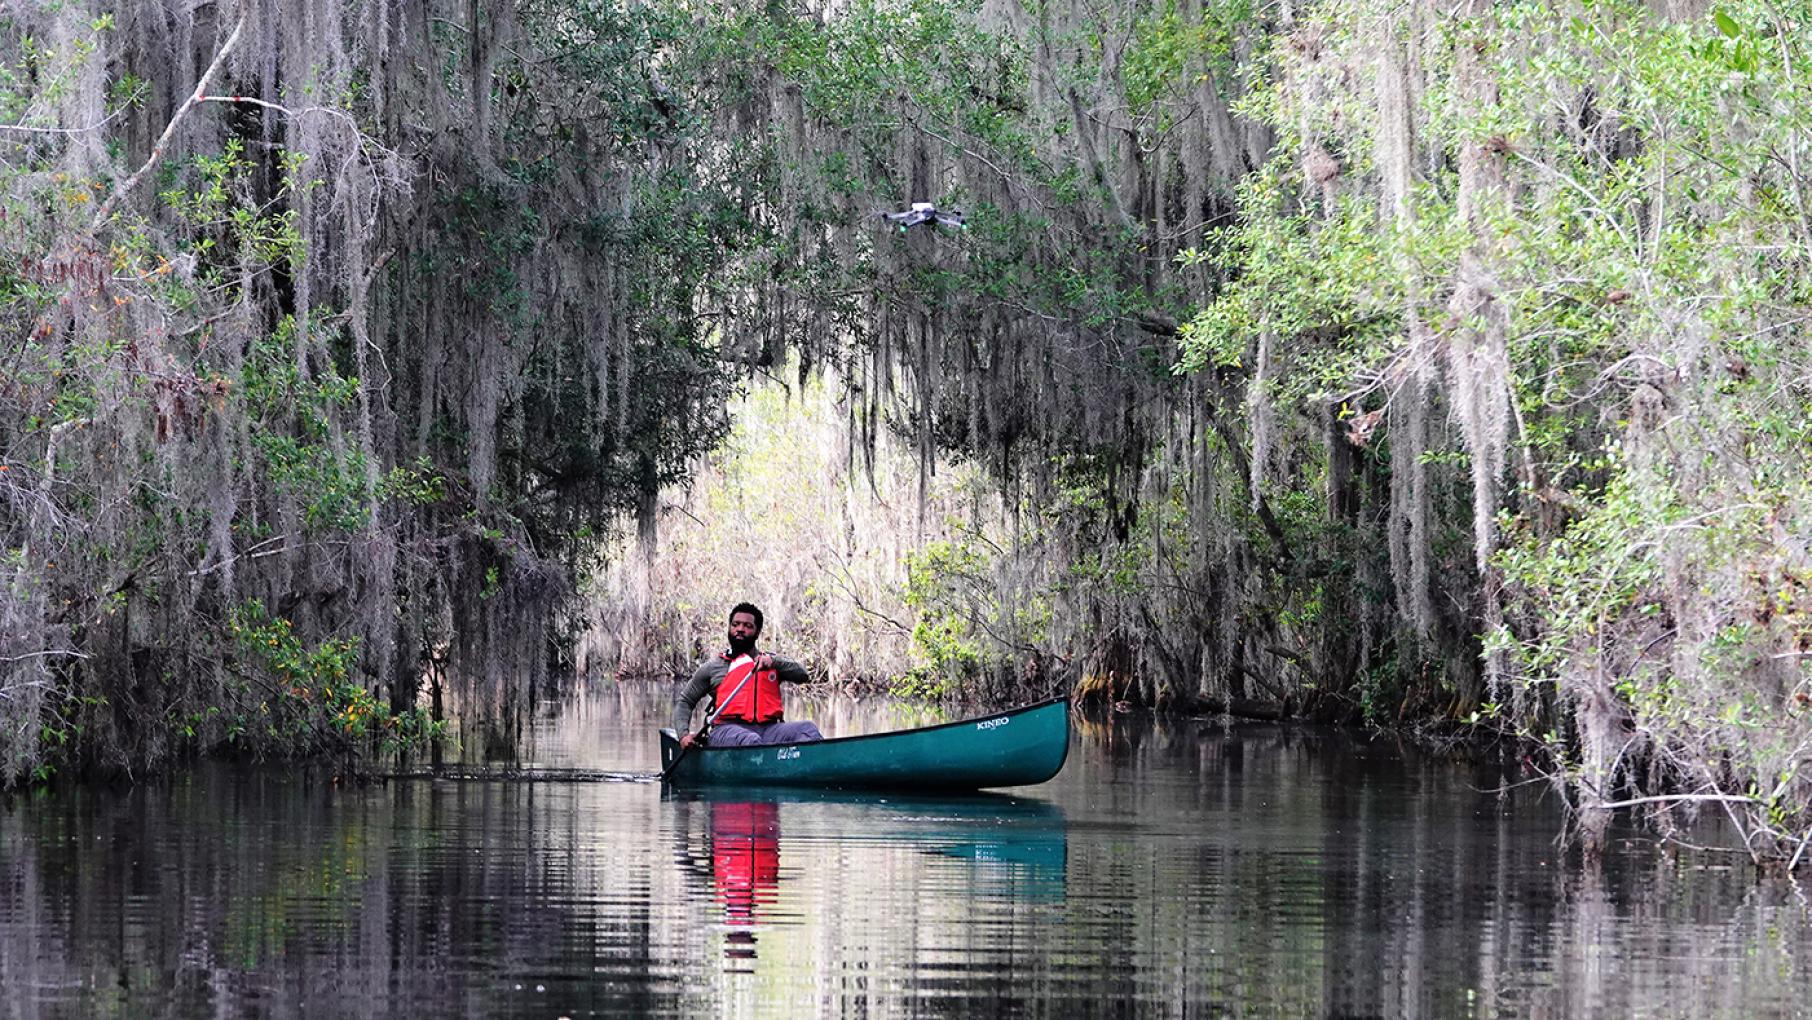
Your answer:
(709, 720), (823, 746)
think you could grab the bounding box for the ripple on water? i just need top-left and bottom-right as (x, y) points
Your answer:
(4, 692), (1812, 1017)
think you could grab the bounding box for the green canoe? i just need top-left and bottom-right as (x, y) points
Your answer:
(658, 698), (1071, 790)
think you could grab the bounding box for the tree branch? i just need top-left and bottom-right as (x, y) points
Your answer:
(1586, 793), (1764, 810)
(0, 652), (88, 667)
(92, 13), (247, 228)
(194, 94), (362, 134)
(1066, 87), (1136, 234)
(0, 97), (137, 136)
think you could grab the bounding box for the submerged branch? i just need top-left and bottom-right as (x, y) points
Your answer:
(1586, 793), (1765, 810)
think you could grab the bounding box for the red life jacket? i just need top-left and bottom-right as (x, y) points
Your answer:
(715, 653), (783, 724)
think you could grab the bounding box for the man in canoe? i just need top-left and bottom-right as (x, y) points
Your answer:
(673, 602), (823, 749)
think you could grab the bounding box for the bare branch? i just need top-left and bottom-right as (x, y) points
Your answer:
(1586, 793), (1764, 810)
(0, 100), (135, 136)
(0, 650), (89, 665)
(91, 13), (247, 228)
(195, 94), (362, 134)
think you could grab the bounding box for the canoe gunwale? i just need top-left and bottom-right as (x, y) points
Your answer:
(666, 695), (1070, 754)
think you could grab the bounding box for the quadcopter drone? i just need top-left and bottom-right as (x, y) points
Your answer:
(877, 202), (965, 231)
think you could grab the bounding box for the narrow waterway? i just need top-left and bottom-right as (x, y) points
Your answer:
(3, 685), (1808, 1017)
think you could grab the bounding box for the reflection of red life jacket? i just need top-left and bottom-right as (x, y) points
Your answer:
(712, 800), (780, 925)
(715, 653), (783, 724)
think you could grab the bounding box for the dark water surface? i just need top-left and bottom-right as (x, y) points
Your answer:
(4, 685), (1810, 1018)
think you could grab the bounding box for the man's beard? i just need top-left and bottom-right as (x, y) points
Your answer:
(727, 632), (756, 655)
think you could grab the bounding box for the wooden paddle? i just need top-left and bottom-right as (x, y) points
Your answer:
(660, 657), (760, 781)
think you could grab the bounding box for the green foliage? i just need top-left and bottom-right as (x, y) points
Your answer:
(902, 540), (991, 693)
(240, 320), (371, 532)
(9, 0), (1812, 874)
(699, 0), (1186, 347)
(1495, 468), (1673, 675)
(159, 138), (308, 281)
(1175, 176), (1465, 398)
(1123, 0), (1254, 117)
(380, 457), (446, 506)
(0, 0), (769, 787)
(463, 0), (749, 557)
(226, 601), (443, 757)
(1171, 0), (1812, 855)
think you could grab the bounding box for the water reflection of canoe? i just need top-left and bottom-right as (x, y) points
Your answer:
(669, 784), (1067, 821)
(659, 698), (1070, 790)
(670, 786), (1069, 887)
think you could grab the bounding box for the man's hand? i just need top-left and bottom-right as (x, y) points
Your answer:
(754, 652), (774, 671)
(679, 731), (698, 751)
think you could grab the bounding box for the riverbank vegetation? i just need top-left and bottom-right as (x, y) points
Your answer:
(3, 0), (1810, 863)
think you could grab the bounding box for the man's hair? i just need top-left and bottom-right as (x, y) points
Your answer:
(728, 601), (764, 632)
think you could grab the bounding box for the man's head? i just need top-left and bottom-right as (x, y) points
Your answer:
(727, 602), (763, 655)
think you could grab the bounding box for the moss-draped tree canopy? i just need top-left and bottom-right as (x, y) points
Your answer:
(3, 0), (1811, 864)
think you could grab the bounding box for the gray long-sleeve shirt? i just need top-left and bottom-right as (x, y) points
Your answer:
(670, 649), (810, 734)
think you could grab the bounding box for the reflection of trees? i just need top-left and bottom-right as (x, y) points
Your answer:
(0, 765), (690, 1017)
(1055, 718), (1812, 1016)
(5, 694), (1812, 1016)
